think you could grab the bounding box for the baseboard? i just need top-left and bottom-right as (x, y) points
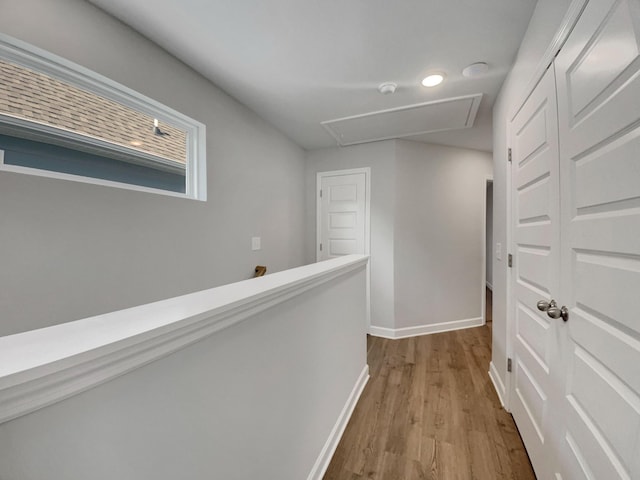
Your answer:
(306, 364), (369, 480)
(369, 317), (484, 340)
(368, 325), (396, 338)
(486, 282), (493, 291)
(489, 361), (507, 408)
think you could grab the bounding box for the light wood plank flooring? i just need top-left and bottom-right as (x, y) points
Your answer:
(324, 326), (535, 480)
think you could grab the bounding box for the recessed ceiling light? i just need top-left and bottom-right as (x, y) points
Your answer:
(462, 62), (489, 77)
(421, 74), (445, 87)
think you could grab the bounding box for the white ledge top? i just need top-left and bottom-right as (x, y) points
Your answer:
(0, 254), (368, 423)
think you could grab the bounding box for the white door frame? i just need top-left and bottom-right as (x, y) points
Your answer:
(504, 127), (514, 411)
(317, 168), (371, 329)
(504, 126), (513, 411)
(481, 175), (494, 324)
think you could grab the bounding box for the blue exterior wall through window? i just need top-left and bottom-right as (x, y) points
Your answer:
(0, 134), (185, 193)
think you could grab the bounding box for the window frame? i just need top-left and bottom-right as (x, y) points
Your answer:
(0, 33), (207, 200)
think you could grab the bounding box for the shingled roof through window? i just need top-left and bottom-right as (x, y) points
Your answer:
(0, 59), (187, 164)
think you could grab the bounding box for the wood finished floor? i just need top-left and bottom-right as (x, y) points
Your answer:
(323, 326), (535, 480)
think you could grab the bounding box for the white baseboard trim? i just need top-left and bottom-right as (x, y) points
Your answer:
(486, 282), (493, 291)
(369, 317), (484, 340)
(489, 361), (507, 408)
(307, 364), (369, 480)
(368, 326), (396, 338)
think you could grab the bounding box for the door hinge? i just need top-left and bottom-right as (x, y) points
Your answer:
(508, 147), (512, 163)
(508, 253), (513, 268)
(507, 358), (513, 372)
(319, 189), (322, 198)
(319, 243), (323, 251)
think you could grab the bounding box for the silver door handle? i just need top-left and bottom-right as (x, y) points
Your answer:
(537, 299), (557, 312)
(547, 305), (569, 322)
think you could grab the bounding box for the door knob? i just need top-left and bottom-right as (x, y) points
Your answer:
(537, 299), (557, 312)
(547, 305), (569, 322)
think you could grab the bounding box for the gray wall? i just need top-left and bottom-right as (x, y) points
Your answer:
(0, 0), (306, 336)
(305, 141), (396, 329)
(306, 139), (492, 331)
(393, 140), (492, 328)
(0, 263), (368, 480)
(492, 0), (574, 388)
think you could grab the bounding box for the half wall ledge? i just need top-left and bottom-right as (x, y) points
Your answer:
(0, 254), (369, 424)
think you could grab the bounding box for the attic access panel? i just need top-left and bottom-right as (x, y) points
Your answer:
(322, 94), (483, 146)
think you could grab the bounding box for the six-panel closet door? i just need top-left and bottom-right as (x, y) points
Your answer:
(509, 0), (640, 478)
(555, 0), (640, 477)
(508, 63), (564, 480)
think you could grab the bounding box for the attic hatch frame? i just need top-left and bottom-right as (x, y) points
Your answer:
(0, 33), (207, 200)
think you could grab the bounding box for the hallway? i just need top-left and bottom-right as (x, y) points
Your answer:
(324, 326), (535, 479)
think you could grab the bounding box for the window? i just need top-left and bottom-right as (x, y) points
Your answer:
(0, 34), (206, 200)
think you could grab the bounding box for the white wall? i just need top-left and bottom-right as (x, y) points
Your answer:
(492, 0), (574, 390)
(486, 182), (493, 289)
(305, 141), (396, 329)
(393, 140), (492, 329)
(0, 0), (307, 336)
(0, 260), (368, 480)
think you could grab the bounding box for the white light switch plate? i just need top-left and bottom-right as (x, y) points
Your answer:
(496, 242), (502, 261)
(251, 237), (261, 251)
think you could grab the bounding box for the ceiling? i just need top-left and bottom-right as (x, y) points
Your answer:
(89, 0), (538, 152)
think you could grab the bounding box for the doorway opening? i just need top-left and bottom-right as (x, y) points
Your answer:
(483, 177), (494, 329)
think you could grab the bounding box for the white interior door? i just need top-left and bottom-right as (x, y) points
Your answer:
(509, 64), (563, 480)
(555, 0), (640, 478)
(317, 170), (368, 261)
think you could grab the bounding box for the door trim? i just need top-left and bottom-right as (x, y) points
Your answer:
(509, 0), (589, 123)
(317, 168), (371, 328)
(504, 115), (514, 412)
